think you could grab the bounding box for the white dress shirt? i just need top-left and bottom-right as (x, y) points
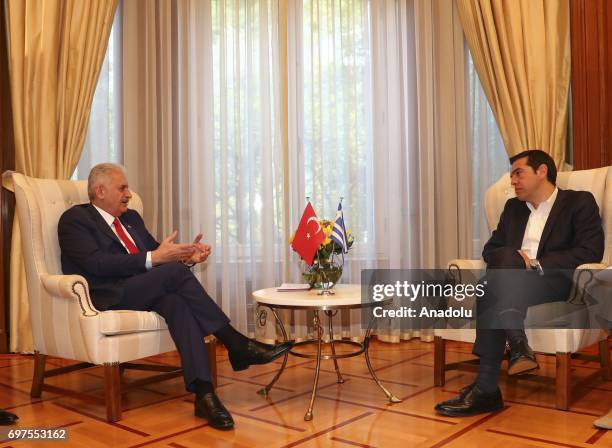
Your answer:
(93, 204), (152, 270)
(520, 187), (558, 260)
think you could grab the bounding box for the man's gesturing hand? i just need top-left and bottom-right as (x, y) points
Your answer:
(151, 230), (196, 266)
(184, 233), (212, 265)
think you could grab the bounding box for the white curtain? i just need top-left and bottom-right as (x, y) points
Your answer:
(122, 0), (285, 337)
(368, 0), (473, 342)
(284, 0), (476, 343)
(284, 0), (373, 341)
(467, 50), (509, 258)
(74, 8), (122, 179)
(115, 0), (498, 343)
(204, 0), (285, 335)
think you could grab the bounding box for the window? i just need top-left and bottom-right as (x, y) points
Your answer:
(210, 0), (281, 252)
(208, 0), (373, 261)
(72, 8), (121, 180)
(302, 0), (372, 245)
(466, 48), (508, 257)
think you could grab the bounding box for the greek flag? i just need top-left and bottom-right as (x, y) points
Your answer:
(331, 201), (348, 253)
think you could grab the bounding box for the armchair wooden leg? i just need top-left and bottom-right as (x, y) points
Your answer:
(434, 336), (446, 387)
(555, 352), (571, 410)
(599, 338), (611, 381)
(31, 352), (46, 398)
(104, 363), (122, 422)
(206, 339), (218, 388)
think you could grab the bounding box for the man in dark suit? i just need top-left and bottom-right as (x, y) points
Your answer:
(58, 163), (292, 430)
(435, 150), (604, 417)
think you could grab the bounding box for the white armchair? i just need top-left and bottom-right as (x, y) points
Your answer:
(434, 166), (612, 410)
(5, 172), (216, 421)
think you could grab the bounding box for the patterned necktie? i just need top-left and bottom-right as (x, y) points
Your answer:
(112, 218), (139, 254)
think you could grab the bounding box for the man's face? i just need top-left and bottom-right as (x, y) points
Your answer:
(510, 156), (547, 202)
(95, 170), (132, 217)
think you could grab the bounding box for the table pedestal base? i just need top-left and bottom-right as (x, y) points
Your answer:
(257, 306), (402, 421)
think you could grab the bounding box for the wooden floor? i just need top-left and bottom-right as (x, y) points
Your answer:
(0, 339), (610, 447)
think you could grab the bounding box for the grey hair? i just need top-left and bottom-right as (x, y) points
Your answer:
(87, 163), (126, 200)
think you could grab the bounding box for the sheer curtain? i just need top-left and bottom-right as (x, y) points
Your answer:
(74, 8), (122, 179)
(281, 0), (475, 342)
(206, 0), (285, 335)
(114, 0), (507, 343)
(299, 0), (372, 230)
(284, 0), (374, 340)
(122, 0), (285, 336)
(467, 50), (509, 258)
(366, 0), (474, 342)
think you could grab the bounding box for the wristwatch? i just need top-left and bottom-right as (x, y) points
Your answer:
(529, 259), (544, 275)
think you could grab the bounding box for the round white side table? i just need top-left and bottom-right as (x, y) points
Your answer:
(252, 284), (401, 421)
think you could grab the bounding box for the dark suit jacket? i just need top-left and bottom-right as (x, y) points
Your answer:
(58, 204), (160, 310)
(483, 189), (604, 271)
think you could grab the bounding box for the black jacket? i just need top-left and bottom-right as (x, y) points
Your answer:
(483, 189), (604, 270)
(58, 204), (159, 310)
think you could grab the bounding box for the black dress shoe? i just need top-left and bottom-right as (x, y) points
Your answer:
(434, 383), (475, 411)
(0, 409), (18, 425)
(194, 393), (234, 430)
(435, 384), (503, 417)
(228, 340), (293, 371)
(507, 339), (538, 375)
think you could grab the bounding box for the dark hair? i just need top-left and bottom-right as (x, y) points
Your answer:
(509, 149), (557, 185)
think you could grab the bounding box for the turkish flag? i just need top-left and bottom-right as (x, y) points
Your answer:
(291, 202), (325, 265)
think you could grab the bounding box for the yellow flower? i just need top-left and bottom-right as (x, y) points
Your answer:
(318, 220), (331, 236)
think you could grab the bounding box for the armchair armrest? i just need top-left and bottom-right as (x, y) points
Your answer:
(567, 263), (608, 305)
(593, 265), (612, 284)
(447, 259), (486, 270)
(446, 259), (486, 284)
(40, 274), (99, 317)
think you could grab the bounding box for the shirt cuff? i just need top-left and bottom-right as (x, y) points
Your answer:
(146, 251), (152, 270)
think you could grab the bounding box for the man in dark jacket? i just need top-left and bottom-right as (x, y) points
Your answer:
(435, 150), (604, 417)
(58, 163), (292, 430)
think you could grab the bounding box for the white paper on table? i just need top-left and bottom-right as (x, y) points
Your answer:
(276, 283), (311, 291)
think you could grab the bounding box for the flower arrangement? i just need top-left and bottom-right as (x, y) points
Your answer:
(290, 217), (354, 289)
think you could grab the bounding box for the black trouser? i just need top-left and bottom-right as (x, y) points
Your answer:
(473, 247), (570, 367)
(110, 262), (230, 391)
